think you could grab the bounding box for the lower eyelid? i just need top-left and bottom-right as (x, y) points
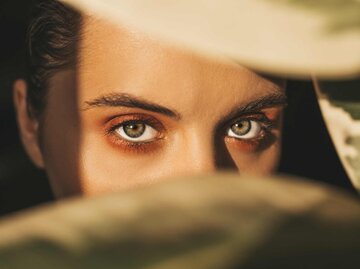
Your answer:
(226, 128), (278, 153)
(105, 131), (165, 154)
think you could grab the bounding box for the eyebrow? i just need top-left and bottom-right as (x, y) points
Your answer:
(83, 93), (181, 119)
(231, 93), (287, 115)
(219, 93), (287, 125)
(83, 92), (287, 121)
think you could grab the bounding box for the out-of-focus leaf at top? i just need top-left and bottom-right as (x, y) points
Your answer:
(271, 0), (360, 33)
(60, 0), (360, 79)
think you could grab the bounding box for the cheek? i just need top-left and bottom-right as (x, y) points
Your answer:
(227, 140), (281, 175)
(78, 132), (169, 195)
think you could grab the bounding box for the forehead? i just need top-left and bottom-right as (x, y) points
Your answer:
(77, 15), (284, 117)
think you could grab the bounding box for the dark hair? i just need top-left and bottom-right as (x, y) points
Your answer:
(27, 0), (80, 118)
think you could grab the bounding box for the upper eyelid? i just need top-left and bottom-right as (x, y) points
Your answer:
(219, 113), (270, 131)
(109, 120), (156, 134)
(105, 112), (157, 123)
(106, 113), (163, 126)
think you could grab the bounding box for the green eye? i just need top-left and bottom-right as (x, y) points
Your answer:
(116, 121), (158, 142)
(227, 119), (261, 139)
(123, 122), (146, 138)
(230, 120), (251, 136)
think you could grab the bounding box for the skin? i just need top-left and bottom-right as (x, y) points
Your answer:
(14, 16), (286, 198)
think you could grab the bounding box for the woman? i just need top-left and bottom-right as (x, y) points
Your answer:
(2, 1), (359, 266)
(13, 1), (287, 197)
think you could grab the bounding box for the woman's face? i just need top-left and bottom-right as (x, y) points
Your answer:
(17, 16), (286, 197)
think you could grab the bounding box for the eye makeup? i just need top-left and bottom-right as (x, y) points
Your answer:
(104, 113), (166, 154)
(103, 108), (281, 155)
(223, 112), (279, 154)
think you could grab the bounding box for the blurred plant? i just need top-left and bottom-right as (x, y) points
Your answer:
(270, 0), (360, 33)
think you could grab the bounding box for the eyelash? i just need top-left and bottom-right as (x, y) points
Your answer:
(105, 113), (276, 153)
(226, 114), (274, 137)
(224, 113), (276, 152)
(105, 114), (165, 153)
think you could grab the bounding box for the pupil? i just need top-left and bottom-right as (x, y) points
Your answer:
(124, 123), (145, 138)
(231, 120), (251, 135)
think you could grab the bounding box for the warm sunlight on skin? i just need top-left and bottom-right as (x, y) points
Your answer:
(27, 16), (287, 197)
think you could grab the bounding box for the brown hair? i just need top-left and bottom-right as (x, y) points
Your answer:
(26, 0), (80, 118)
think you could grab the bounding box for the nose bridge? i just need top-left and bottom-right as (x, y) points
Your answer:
(179, 128), (217, 174)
